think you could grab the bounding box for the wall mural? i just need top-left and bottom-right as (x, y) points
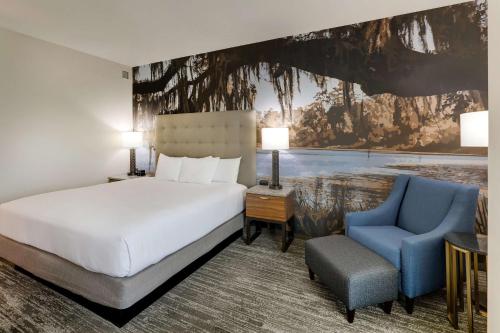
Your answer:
(133, 1), (488, 237)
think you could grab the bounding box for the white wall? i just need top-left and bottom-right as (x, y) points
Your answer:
(0, 27), (132, 203)
(488, 1), (500, 332)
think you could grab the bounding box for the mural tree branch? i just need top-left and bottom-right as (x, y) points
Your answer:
(133, 2), (487, 116)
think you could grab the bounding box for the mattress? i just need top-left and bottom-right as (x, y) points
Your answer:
(0, 178), (246, 277)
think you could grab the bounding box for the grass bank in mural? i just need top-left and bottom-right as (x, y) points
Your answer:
(257, 150), (488, 237)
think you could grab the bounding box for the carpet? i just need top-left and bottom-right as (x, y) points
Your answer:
(0, 231), (486, 332)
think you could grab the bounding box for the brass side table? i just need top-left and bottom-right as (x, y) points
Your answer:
(445, 232), (487, 333)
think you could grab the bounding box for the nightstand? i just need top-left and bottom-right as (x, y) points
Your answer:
(245, 185), (295, 252)
(107, 174), (151, 182)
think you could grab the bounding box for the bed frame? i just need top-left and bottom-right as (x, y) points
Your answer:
(0, 110), (256, 327)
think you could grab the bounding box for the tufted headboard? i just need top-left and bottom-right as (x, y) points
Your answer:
(154, 111), (256, 188)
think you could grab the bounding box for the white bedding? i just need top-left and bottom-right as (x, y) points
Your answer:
(0, 178), (246, 277)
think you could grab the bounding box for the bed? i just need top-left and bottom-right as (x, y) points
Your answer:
(0, 110), (256, 326)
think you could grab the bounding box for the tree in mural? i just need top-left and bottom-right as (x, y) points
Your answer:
(133, 1), (487, 121)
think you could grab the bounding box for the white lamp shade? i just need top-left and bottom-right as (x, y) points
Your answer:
(261, 127), (289, 150)
(122, 131), (143, 148)
(460, 111), (488, 147)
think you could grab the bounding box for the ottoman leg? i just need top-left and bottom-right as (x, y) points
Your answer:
(380, 301), (393, 314)
(346, 308), (355, 323)
(308, 267), (315, 280)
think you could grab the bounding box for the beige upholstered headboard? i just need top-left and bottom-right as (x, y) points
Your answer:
(154, 111), (256, 188)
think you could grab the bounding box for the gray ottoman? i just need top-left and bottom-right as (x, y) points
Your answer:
(305, 235), (398, 323)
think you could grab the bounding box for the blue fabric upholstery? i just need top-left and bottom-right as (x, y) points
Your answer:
(398, 177), (457, 234)
(345, 175), (410, 232)
(345, 175), (479, 299)
(348, 226), (414, 270)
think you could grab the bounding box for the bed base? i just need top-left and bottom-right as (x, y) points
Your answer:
(0, 212), (244, 327)
(14, 229), (241, 327)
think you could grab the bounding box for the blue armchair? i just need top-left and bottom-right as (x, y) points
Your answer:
(345, 175), (479, 314)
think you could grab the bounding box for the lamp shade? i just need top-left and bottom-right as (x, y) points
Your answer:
(261, 127), (289, 150)
(460, 111), (488, 147)
(122, 131), (143, 148)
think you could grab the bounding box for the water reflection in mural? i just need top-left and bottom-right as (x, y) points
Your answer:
(257, 149), (487, 236)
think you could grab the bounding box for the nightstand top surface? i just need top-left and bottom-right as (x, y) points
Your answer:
(108, 174), (152, 180)
(247, 185), (294, 197)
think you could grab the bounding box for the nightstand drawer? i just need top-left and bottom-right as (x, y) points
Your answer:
(246, 193), (293, 222)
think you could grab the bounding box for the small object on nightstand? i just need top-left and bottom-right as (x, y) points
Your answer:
(258, 179), (269, 186)
(244, 185), (295, 252)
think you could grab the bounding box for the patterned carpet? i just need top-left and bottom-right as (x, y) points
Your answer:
(0, 231), (487, 333)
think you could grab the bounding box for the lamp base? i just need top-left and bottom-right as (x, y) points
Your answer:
(128, 148), (137, 176)
(268, 150), (282, 190)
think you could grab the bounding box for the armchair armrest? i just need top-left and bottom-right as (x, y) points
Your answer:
(345, 175), (409, 235)
(401, 186), (479, 298)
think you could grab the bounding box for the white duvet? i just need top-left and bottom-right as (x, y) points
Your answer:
(0, 178), (246, 277)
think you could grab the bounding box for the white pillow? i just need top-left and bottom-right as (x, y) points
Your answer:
(213, 157), (241, 184)
(179, 156), (220, 184)
(155, 154), (183, 181)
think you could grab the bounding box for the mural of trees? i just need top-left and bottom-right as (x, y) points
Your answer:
(257, 87), (486, 152)
(133, 1), (488, 236)
(134, 2), (487, 100)
(133, 1), (487, 153)
(133, 2), (487, 148)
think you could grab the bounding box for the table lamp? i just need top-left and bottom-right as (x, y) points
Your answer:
(460, 111), (488, 147)
(262, 127), (289, 189)
(122, 131), (143, 176)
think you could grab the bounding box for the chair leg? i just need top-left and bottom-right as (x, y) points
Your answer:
(346, 308), (355, 323)
(308, 267), (315, 280)
(380, 301), (393, 314)
(405, 296), (414, 314)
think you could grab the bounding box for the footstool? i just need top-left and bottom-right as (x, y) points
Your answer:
(305, 235), (398, 323)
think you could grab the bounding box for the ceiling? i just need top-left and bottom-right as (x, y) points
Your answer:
(0, 0), (468, 67)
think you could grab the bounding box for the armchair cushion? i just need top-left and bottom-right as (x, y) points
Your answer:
(397, 177), (457, 235)
(348, 226), (415, 270)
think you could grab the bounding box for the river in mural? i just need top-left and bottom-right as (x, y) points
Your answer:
(257, 149), (487, 236)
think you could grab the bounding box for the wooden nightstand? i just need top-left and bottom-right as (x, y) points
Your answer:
(245, 185), (295, 252)
(107, 174), (152, 182)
